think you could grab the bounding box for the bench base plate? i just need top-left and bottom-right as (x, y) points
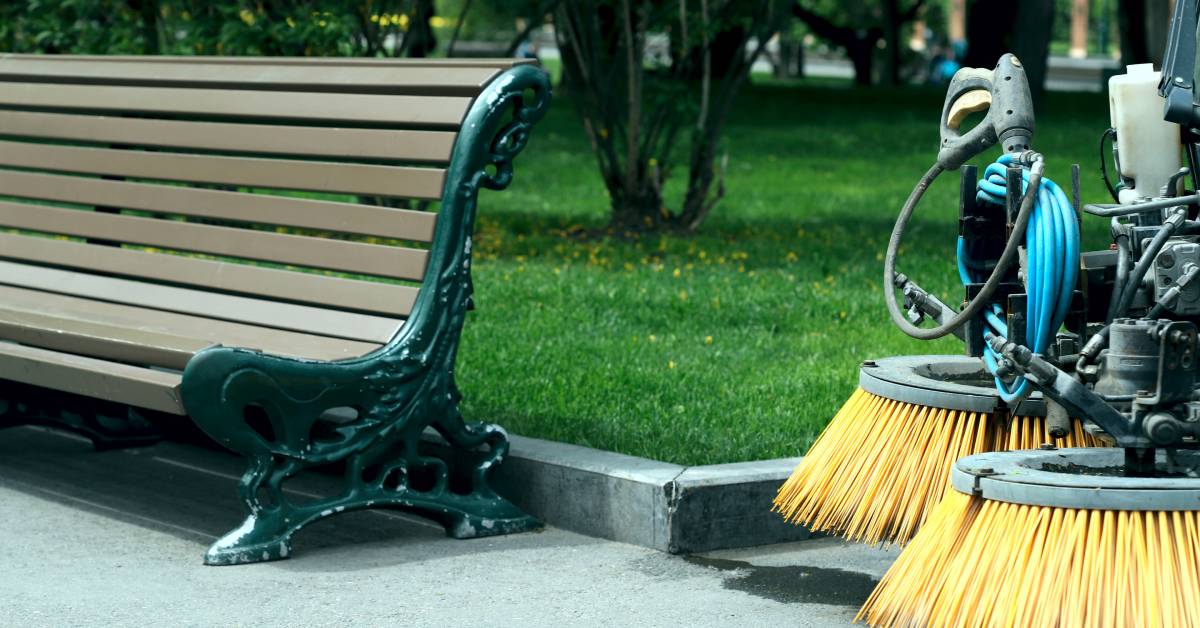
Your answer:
(205, 494), (539, 566)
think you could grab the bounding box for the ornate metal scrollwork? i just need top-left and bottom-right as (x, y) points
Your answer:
(179, 65), (552, 565)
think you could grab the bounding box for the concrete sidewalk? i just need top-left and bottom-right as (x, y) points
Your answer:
(0, 427), (895, 627)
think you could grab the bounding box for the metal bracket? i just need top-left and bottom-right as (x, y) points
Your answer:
(1160, 0), (1200, 127)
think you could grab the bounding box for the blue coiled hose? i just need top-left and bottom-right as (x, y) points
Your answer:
(957, 153), (1080, 402)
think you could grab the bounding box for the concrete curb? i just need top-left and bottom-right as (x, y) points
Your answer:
(489, 434), (813, 553)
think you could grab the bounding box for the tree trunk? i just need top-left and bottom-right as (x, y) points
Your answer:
(404, 0), (438, 58)
(883, 0), (901, 85)
(1117, 0), (1150, 66)
(792, 3), (881, 86)
(1069, 0), (1089, 59)
(1012, 0), (1054, 112)
(128, 0), (160, 54)
(963, 0), (1016, 69)
(1145, 0), (1172, 66)
(847, 37), (878, 86)
(948, 0), (966, 43)
(611, 187), (666, 229)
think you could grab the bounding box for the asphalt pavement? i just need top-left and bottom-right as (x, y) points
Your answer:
(0, 426), (896, 627)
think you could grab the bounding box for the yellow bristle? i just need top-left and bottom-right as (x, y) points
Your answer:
(773, 388), (1105, 546)
(858, 491), (1200, 627)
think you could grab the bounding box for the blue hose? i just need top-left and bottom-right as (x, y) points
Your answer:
(958, 153), (1079, 402)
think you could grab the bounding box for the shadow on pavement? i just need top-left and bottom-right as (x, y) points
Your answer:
(0, 426), (575, 572)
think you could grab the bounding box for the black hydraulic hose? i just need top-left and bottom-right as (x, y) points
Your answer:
(1106, 220), (1130, 323)
(1187, 142), (1200, 200)
(884, 158), (1043, 340)
(1112, 208), (1187, 318)
(1100, 127), (1120, 202)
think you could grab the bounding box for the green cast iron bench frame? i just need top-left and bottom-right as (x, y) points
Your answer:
(0, 54), (550, 564)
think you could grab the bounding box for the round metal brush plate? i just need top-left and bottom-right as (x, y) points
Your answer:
(951, 448), (1200, 511)
(859, 355), (1045, 415)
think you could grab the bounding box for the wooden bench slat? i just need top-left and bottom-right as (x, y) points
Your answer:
(0, 57), (502, 96)
(0, 168), (438, 241)
(0, 111), (457, 163)
(0, 140), (446, 199)
(0, 341), (184, 414)
(0, 202), (429, 281)
(0, 170), (438, 242)
(0, 234), (418, 317)
(0, 81), (470, 126)
(15, 54), (533, 69)
(0, 286), (383, 363)
(0, 262), (401, 344)
(0, 308), (212, 370)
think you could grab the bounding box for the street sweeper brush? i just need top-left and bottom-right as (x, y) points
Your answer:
(844, 2), (1200, 624)
(773, 356), (1104, 546)
(859, 448), (1200, 627)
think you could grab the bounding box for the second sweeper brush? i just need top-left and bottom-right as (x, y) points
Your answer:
(773, 355), (1103, 546)
(858, 447), (1200, 627)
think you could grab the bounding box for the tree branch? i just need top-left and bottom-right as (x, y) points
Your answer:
(899, 0), (926, 24)
(791, 2), (853, 48)
(504, 0), (563, 57)
(621, 0), (642, 201)
(446, 0), (473, 57)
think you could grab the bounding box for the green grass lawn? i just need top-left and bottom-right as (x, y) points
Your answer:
(457, 78), (1114, 465)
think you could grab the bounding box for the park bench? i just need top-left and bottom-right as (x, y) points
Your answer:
(0, 54), (550, 564)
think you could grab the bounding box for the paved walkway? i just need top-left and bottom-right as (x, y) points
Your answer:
(0, 427), (895, 627)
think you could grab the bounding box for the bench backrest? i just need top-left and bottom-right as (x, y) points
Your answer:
(0, 54), (536, 347)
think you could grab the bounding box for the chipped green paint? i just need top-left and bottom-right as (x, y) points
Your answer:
(178, 65), (551, 565)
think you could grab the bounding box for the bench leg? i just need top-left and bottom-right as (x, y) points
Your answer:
(204, 422), (539, 566)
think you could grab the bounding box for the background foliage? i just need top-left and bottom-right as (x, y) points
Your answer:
(0, 0), (441, 56)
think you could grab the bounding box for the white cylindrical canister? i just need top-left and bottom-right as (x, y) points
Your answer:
(1109, 63), (1182, 203)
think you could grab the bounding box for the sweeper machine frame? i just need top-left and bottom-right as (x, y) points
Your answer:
(852, 1), (1200, 625)
(890, 0), (1200, 516)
